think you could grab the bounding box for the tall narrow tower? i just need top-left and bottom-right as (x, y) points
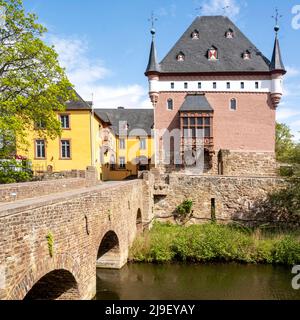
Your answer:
(145, 28), (160, 107)
(270, 24), (286, 107)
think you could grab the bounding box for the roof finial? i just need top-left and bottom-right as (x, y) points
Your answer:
(148, 11), (158, 38)
(272, 8), (283, 35)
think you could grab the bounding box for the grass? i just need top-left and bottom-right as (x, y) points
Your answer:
(129, 222), (300, 266)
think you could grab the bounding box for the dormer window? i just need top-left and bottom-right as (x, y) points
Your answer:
(225, 29), (234, 38)
(208, 46), (218, 60)
(177, 52), (185, 61)
(191, 30), (199, 39)
(243, 50), (251, 60)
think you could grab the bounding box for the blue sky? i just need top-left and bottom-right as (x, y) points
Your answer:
(23, 0), (300, 141)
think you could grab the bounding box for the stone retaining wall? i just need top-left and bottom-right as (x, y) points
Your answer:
(154, 174), (289, 225)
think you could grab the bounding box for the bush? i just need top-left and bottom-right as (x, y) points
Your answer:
(0, 160), (33, 184)
(130, 222), (300, 266)
(176, 199), (193, 217)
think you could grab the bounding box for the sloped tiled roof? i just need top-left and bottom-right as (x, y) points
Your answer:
(95, 109), (154, 136)
(66, 91), (91, 110)
(180, 95), (214, 112)
(159, 16), (271, 73)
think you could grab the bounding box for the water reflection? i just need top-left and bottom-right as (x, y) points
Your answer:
(95, 263), (300, 300)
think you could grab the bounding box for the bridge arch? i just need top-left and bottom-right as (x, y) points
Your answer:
(8, 254), (81, 300)
(96, 230), (122, 269)
(23, 269), (80, 300)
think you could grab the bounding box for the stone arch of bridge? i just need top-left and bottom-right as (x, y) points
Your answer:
(8, 254), (81, 300)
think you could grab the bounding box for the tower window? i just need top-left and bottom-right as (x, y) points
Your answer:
(177, 52), (185, 61)
(213, 82), (217, 89)
(198, 82), (202, 89)
(225, 29), (234, 38)
(230, 98), (237, 111)
(167, 98), (174, 111)
(191, 30), (199, 39)
(208, 47), (218, 60)
(171, 82), (175, 89)
(243, 51), (251, 60)
(227, 82), (231, 89)
(184, 82), (188, 89)
(240, 82), (245, 89)
(255, 82), (259, 89)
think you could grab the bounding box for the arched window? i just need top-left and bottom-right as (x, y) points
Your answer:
(230, 98), (237, 111)
(167, 98), (174, 110)
(176, 52), (185, 61)
(208, 46), (218, 60)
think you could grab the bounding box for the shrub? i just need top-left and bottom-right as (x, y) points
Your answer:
(0, 160), (33, 184)
(176, 199), (193, 217)
(130, 222), (300, 266)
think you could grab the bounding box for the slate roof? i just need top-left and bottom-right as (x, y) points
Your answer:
(180, 95), (214, 112)
(95, 109), (154, 136)
(158, 16), (271, 73)
(146, 38), (160, 73)
(66, 91), (91, 110)
(270, 36), (285, 72)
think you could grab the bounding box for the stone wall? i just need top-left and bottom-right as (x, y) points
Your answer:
(218, 150), (277, 177)
(0, 180), (146, 300)
(153, 173), (289, 225)
(0, 167), (99, 203)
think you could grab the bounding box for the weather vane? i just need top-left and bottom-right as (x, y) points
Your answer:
(148, 11), (158, 31)
(272, 8), (283, 34)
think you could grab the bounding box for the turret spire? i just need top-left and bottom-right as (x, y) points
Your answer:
(270, 9), (285, 73)
(145, 12), (160, 74)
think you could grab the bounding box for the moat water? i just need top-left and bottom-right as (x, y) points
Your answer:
(95, 263), (300, 300)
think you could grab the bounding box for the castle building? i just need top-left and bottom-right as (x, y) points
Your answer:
(145, 16), (286, 176)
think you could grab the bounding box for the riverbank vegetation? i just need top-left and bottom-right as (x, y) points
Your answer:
(130, 223), (300, 266)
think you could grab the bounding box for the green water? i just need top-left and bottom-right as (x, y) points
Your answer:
(96, 263), (300, 300)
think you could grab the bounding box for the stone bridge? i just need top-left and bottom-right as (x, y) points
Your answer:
(0, 178), (153, 300)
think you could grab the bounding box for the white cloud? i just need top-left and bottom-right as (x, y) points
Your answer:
(49, 35), (151, 109)
(200, 0), (241, 19)
(285, 66), (300, 78)
(276, 108), (300, 121)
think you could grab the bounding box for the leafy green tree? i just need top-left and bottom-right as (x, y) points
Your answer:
(0, 0), (75, 157)
(275, 123), (295, 162)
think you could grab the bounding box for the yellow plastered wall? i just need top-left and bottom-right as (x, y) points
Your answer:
(19, 110), (100, 176)
(103, 135), (154, 181)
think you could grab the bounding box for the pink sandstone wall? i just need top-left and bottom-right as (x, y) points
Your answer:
(155, 91), (275, 152)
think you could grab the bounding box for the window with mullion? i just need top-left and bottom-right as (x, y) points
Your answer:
(35, 140), (45, 158)
(60, 115), (70, 129)
(61, 140), (71, 159)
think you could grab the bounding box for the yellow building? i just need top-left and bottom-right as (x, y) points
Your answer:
(19, 94), (155, 181)
(96, 108), (155, 181)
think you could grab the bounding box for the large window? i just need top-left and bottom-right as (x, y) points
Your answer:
(119, 157), (126, 169)
(35, 140), (45, 159)
(181, 115), (212, 138)
(119, 138), (126, 149)
(61, 140), (71, 159)
(140, 138), (147, 150)
(60, 115), (70, 129)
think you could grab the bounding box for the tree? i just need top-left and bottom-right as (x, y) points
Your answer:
(0, 0), (75, 157)
(275, 122), (295, 163)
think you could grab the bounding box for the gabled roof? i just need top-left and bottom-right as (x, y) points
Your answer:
(66, 91), (91, 110)
(270, 36), (285, 72)
(159, 16), (271, 74)
(95, 109), (154, 136)
(180, 95), (214, 112)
